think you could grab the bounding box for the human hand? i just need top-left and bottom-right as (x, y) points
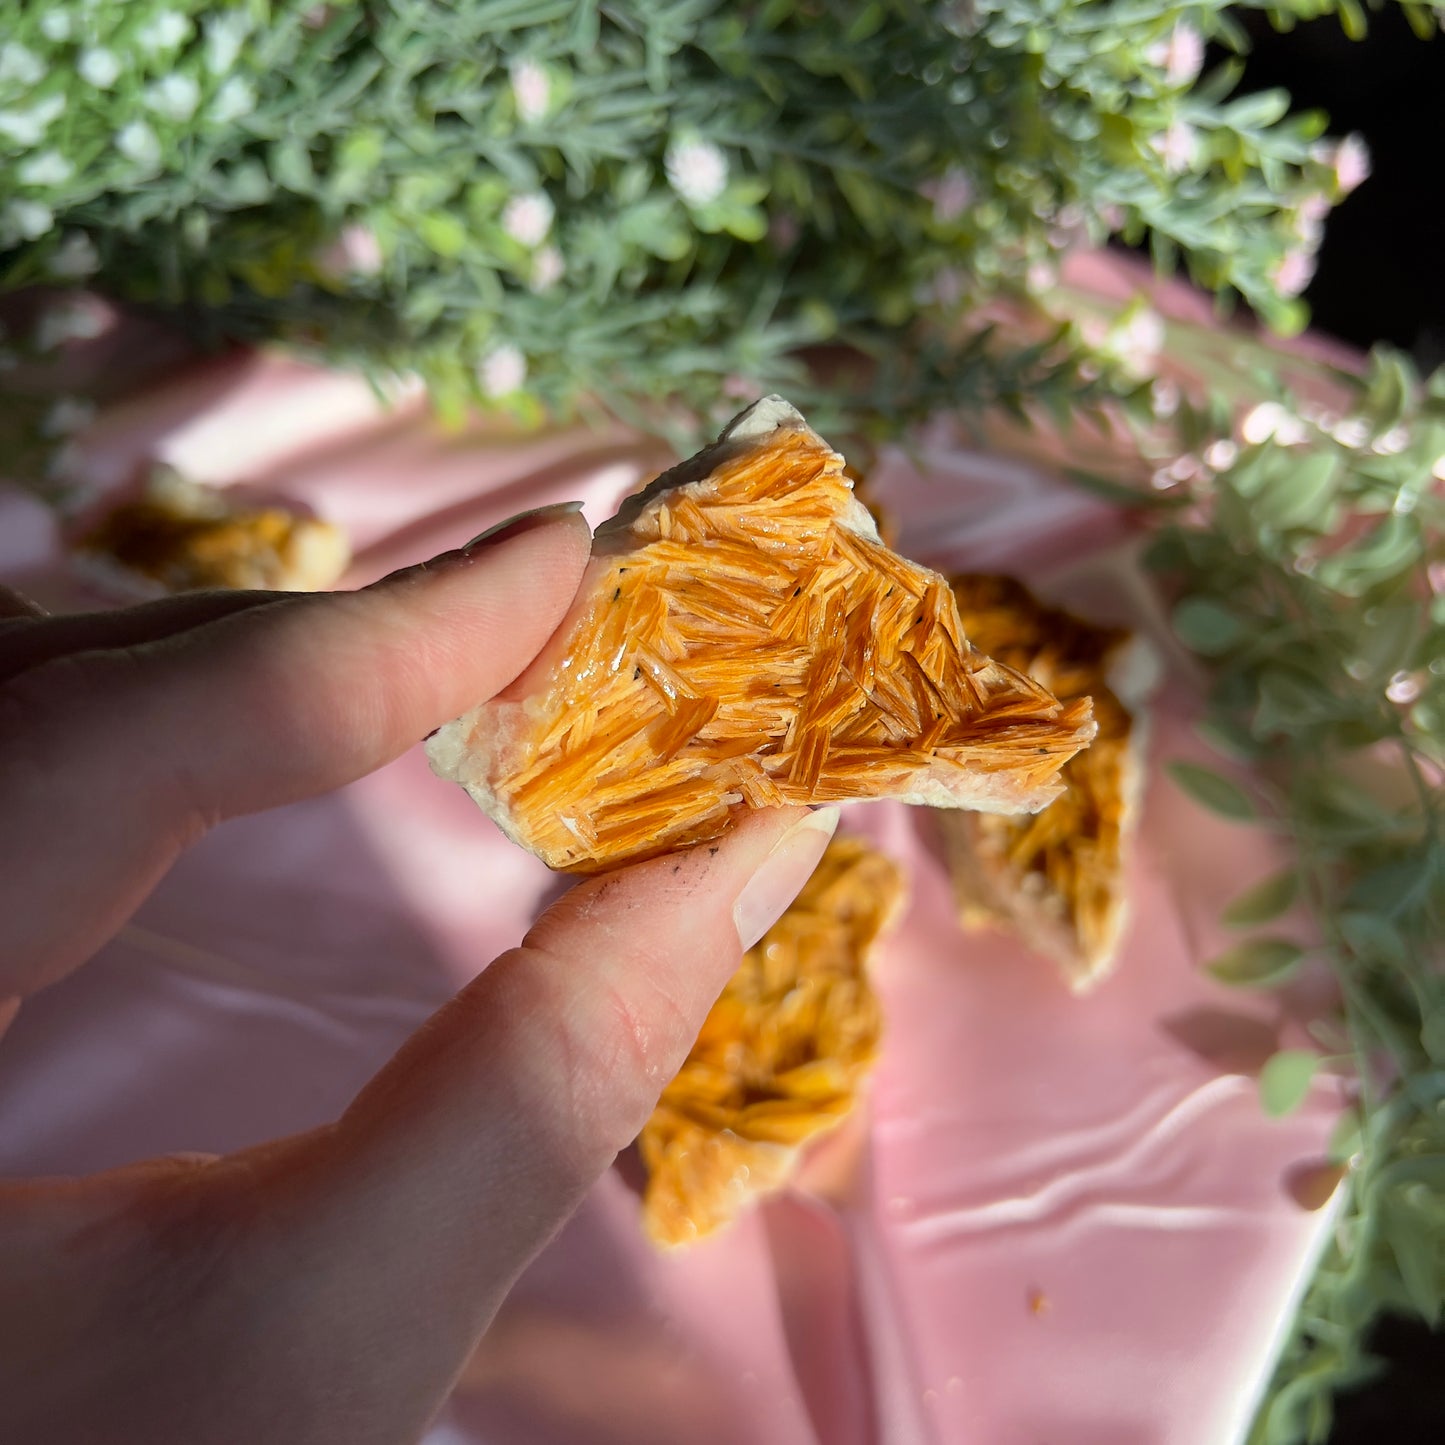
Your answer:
(0, 507), (839, 1444)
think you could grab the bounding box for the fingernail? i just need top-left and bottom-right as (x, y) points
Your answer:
(462, 500), (586, 552)
(0, 585), (48, 621)
(732, 806), (841, 950)
(370, 501), (587, 588)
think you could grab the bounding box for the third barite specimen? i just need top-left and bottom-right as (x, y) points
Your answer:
(938, 574), (1157, 991)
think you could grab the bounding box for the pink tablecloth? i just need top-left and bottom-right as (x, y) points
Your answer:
(0, 352), (1340, 1445)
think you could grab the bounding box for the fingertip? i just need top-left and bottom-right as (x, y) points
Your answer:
(368, 505), (593, 592)
(732, 804), (840, 949)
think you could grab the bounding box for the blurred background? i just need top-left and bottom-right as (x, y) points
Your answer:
(1, 4), (1443, 1442)
(1230, 14), (1443, 1438)
(1232, 7), (1445, 365)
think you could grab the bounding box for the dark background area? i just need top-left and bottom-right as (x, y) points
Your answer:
(1237, 7), (1445, 365)
(1231, 9), (1444, 1442)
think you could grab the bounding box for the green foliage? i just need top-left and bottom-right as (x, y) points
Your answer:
(0, 0), (1410, 429)
(1167, 759), (1258, 819)
(1223, 868), (1301, 926)
(1260, 1049), (1322, 1116)
(1205, 937), (1306, 987)
(1136, 347), (1445, 1445)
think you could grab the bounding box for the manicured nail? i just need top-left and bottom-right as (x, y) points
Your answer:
(462, 500), (586, 552)
(732, 806), (841, 950)
(0, 585), (48, 620)
(370, 501), (587, 588)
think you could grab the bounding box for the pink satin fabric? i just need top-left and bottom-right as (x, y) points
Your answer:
(0, 348), (1340, 1445)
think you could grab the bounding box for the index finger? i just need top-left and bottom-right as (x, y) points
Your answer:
(0, 511), (592, 995)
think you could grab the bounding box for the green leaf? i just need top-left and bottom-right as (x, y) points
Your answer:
(417, 213), (468, 259)
(1421, 1011), (1445, 1066)
(1259, 1050), (1320, 1117)
(1255, 668), (1334, 736)
(1173, 597), (1247, 655)
(1255, 450), (1340, 531)
(1195, 716), (1264, 763)
(1338, 910), (1409, 968)
(1168, 761), (1256, 821)
(1223, 869), (1300, 927)
(1327, 1107), (1363, 1164)
(1316, 515), (1422, 596)
(1361, 349), (1416, 433)
(1382, 1199), (1444, 1326)
(1206, 937), (1305, 988)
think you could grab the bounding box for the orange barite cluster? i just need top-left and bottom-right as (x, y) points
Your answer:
(431, 400), (1097, 873)
(939, 574), (1145, 991)
(76, 467), (350, 593)
(639, 835), (904, 1248)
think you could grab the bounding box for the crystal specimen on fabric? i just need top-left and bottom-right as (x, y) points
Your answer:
(428, 398), (1096, 872)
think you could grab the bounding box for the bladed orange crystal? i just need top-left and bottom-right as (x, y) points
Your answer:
(639, 835), (903, 1248)
(429, 399), (1097, 872)
(939, 573), (1148, 991)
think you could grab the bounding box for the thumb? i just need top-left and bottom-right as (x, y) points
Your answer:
(0, 807), (841, 1445)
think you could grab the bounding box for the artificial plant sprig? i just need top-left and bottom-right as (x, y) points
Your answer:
(0, 0), (1412, 427)
(1082, 343), (1443, 1445)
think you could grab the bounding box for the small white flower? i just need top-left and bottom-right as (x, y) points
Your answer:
(1372, 425), (1409, 456)
(922, 166), (974, 224)
(1431, 454), (1445, 482)
(317, 224), (383, 278)
(1146, 24), (1205, 87)
(1331, 416), (1370, 449)
(1152, 120), (1199, 174)
(721, 373), (760, 401)
(665, 137), (729, 208)
(481, 344), (527, 399)
(1298, 192), (1332, 228)
(510, 60), (551, 123)
(530, 244), (564, 293)
(1329, 134), (1371, 193)
(137, 11), (191, 53)
(205, 12), (252, 75)
(40, 397), (97, 437)
(49, 231), (100, 279)
(19, 151), (73, 187)
(0, 42), (44, 87)
(34, 297), (107, 350)
(210, 76), (255, 124)
(78, 47), (121, 89)
(1026, 261), (1058, 296)
(1241, 401), (1308, 447)
(501, 190), (554, 248)
(1150, 378), (1180, 418)
(2, 198), (53, 242)
(117, 119), (162, 170)
(1104, 307), (1165, 375)
(146, 73), (201, 122)
(0, 95), (65, 147)
(1292, 207), (1325, 248)
(1270, 249), (1316, 299)
(1386, 671), (1421, 705)
(40, 13), (73, 42)
(1204, 440), (1238, 470)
